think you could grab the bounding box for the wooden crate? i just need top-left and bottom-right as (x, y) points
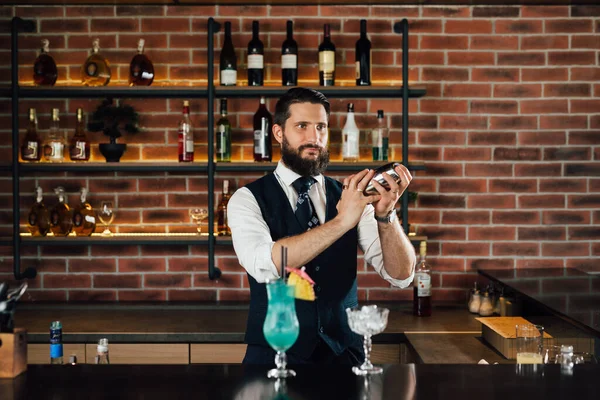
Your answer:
(0, 329), (28, 378)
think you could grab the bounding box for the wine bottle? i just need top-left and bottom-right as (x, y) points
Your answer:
(27, 186), (50, 237)
(72, 188), (96, 237)
(69, 108), (91, 161)
(217, 180), (232, 236)
(33, 39), (57, 86)
(371, 110), (388, 161)
(49, 186), (72, 237)
(129, 39), (154, 86)
(413, 242), (432, 317)
(21, 108), (41, 162)
(342, 103), (359, 162)
(355, 19), (371, 86)
(247, 21), (264, 86)
(318, 24), (336, 86)
(81, 39), (111, 87)
(43, 108), (65, 163)
(216, 98), (231, 162)
(253, 97), (272, 162)
(281, 20), (298, 86)
(220, 21), (237, 86)
(178, 100), (194, 162)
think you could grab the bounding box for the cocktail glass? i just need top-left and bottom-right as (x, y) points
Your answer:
(98, 201), (115, 236)
(263, 279), (300, 379)
(346, 305), (389, 375)
(189, 208), (208, 235)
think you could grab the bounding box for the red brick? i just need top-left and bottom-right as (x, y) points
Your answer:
(410, 210), (441, 224)
(120, 258), (167, 273)
(44, 274), (91, 289)
(421, 36), (469, 50)
(498, 52), (545, 66)
(357, 273), (392, 288)
(490, 179), (537, 193)
(144, 273), (191, 288)
(118, 290), (166, 301)
(545, 147), (591, 161)
(167, 5), (215, 16)
(465, 163), (512, 177)
(569, 131), (600, 145)
(521, 100), (568, 114)
(518, 131), (566, 146)
(442, 273), (477, 290)
(471, 100), (518, 114)
(470, 36), (518, 50)
(521, 36), (569, 50)
(468, 132), (516, 146)
(519, 227), (566, 241)
(41, 19), (89, 33)
(409, 51), (445, 66)
(571, 35), (600, 49)
(517, 259), (565, 269)
(514, 163), (562, 177)
(91, 18), (138, 32)
(422, 7), (470, 17)
(69, 258), (117, 273)
(546, 19), (593, 33)
(490, 116), (537, 130)
(418, 195), (465, 209)
(168, 289), (217, 301)
(168, 257), (210, 273)
(593, 243), (600, 256)
(522, 6), (568, 17)
(571, 6), (600, 17)
(94, 274), (141, 288)
(571, 100), (600, 114)
(473, 6), (520, 18)
(442, 211), (490, 225)
(69, 290), (116, 302)
(219, 289), (251, 302)
(194, 273), (243, 289)
(443, 83), (491, 98)
(493, 243), (539, 257)
(543, 210), (591, 225)
(549, 51), (596, 65)
(443, 242), (489, 257)
(445, 20), (492, 34)
(493, 210), (540, 225)
(406, 19), (442, 33)
(420, 100), (468, 114)
(522, 68), (568, 82)
(519, 195), (565, 208)
(469, 227), (516, 241)
(472, 68), (519, 82)
(420, 163), (463, 177)
(496, 20), (543, 34)
(439, 179), (487, 193)
(569, 227), (600, 240)
(439, 116), (488, 129)
(117, 6), (164, 16)
(493, 148), (541, 161)
(545, 83), (591, 97)
(444, 148), (491, 162)
(571, 68), (600, 81)
(468, 194), (516, 209)
(422, 67), (469, 82)
(494, 84), (541, 98)
(540, 116), (587, 130)
(418, 131), (465, 145)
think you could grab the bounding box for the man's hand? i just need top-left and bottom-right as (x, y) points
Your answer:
(336, 169), (381, 230)
(370, 164), (413, 218)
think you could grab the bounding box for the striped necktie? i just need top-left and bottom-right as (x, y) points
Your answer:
(292, 176), (320, 231)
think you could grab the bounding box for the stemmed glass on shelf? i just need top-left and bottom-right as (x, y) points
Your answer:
(98, 201), (115, 236)
(189, 208), (209, 235)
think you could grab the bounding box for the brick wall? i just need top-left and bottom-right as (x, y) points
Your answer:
(0, 5), (598, 303)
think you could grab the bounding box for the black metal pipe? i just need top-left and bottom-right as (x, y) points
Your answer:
(399, 19), (410, 235)
(207, 18), (221, 280)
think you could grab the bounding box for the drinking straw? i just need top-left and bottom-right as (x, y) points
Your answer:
(281, 246), (287, 282)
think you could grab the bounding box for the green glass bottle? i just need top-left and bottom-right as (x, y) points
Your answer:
(216, 98), (232, 162)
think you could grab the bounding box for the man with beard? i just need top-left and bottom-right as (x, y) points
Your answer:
(228, 87), (416, 365)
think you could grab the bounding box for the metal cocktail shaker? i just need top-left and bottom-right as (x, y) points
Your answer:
(363, 162), (401, 196)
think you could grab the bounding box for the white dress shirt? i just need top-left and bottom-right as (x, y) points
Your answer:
(227, 161), (414, 288)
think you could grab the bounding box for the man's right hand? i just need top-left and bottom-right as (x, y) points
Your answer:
(335, 169), (381, 230)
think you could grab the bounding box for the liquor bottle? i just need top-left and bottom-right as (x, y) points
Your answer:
(247, 21), (264, 86)
(95, 338), (110, 364)
(216, 98), (231, 162)
(49, 186), (73, 237)
(178, 100), (194, 162)
(318, 24), (336, 86)
(355, 19), (372, 86)
(69, 108), (91, 161)
(342, 103), (359, 162)
(33, 39), (57, 86)
(27, 186), (50, 237)
(43, 108), (65, 163)
(253, 97), (272, 162)
(50, 320), (63, 364)
(413, 241), (432, 317)
(129, 39), (154, 86)
(281, 20), (298, 86)
(21, 108), (41, 162)
(72, 188), (96, 237)
(217, 180), (232, 236)
(220, 21), (237, 86)
(81, 38), (111, 87)
(371, 110), (388, 161)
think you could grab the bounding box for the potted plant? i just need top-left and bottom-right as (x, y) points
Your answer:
(87, 98), (140, 162)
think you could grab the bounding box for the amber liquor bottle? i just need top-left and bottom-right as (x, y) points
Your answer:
(81, 39), (111, 87)
(413, 241), (432, 317)
(21, 108), (41, 161)
(33, 39), (57, 86)
(49, 187), (73, 237)
(217, 180), (232, 236)
(69, 108), (91, 161)
(129, 39), (154, 86)
(72, 188), (96, 237)
(27, 186), (50, 237)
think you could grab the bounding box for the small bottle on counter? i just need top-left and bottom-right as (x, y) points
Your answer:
(478, 291), (494, 317)
(50, 320), (63, 364)
(413, 241), (432, 317)
(95, 338), (110, 364)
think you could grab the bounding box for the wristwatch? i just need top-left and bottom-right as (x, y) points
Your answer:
(374, 209), (397, 224)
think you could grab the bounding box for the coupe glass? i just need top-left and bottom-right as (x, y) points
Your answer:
(189, 208), (208, 235)
(97, 201), (115, 236)
(346, 305), (389, 375)
(263, 279), (300, 379)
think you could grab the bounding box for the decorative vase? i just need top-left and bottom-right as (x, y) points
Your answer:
(99, 143), (126, 162)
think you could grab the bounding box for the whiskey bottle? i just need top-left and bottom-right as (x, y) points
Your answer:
(72, 188), (96, 237)
(81, 39), (111, 87)
(413, 241), (432, 317)
(178, 100), (194, 162)
(21, 108), (41, 162)
(253, 97), (272, 162)
(216, 98), (231, 162)
(342, 103), (359, 162)
(217, 180), (232, 236)
(69, 108), (91, 161)
(43, 108), (65, 163)
(49, 186), (73, 237)
(129, 39), (154, 86)
(27, 186), (50, 237)
(33, 39), (57, 86)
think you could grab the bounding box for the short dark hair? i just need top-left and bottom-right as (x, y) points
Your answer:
(274, 87), (330, 128)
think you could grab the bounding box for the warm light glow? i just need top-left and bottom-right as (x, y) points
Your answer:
(20, 232), (217, 237)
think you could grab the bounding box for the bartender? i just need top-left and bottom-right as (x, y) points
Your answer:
(228, 87), (416, 365)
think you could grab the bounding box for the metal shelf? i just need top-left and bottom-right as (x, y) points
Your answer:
(215, 162), (426, 172)
(18, 162), (209, 173)
(215, 86), (426, 99)
(20, 234), (234, 246)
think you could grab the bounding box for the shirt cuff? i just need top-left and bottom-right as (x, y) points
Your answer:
(253, 241), (281, 283)
(378, 265), (415, 289)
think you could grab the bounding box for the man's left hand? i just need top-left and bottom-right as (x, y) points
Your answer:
(371, 164), (413, 218)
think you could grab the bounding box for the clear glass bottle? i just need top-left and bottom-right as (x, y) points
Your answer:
(33, 39), (57, 86)
(371, 110), (389, 161)
(413, 241), (432, 317)
(81, 39), (111, 87)
(43, 108), (65, 163)
(21, 107), (41, 162)
(253, 97), (272, 162)
(178, 100), (194, 162)
(72, 188), (96, 237)
(28, 186), (50, 237)
(95, 338), (110, 364)
(69, 108), (91, 161)
(342, 103), (360, 162)
(216, 98), (231, 162)
(129, 39), (154, 86)
(49, 186), (72, 237)
(50, 320), (63, 364)
(217, 180), (232, 236)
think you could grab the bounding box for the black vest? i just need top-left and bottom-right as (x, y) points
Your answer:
(244, 173), (362, 359)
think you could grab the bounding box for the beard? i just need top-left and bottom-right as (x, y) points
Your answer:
(281, 135), (330, 177)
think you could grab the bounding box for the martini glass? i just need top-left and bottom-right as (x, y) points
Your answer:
(189, 208), (208, 235)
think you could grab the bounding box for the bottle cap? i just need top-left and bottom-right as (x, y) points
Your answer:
(377, 110), (384, 118)
(183, 100), (190, 107)
(347, 103), (354, 112)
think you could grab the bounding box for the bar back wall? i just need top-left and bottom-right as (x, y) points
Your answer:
(0, 5), (598, 303)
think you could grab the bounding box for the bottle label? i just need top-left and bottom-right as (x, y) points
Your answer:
(319, 51), (335, 72)
(416, 274), (431, 297)
(281, 54), (297, 69)
(342, 133), (359, 159)
(28, 211), (38, 226)
(50, 327), (62, 344)
(70, 141), (87, 160)
(50, 344), (63, 358)
(73, 211), (83, 227)
(220, 69), (237, 85)
(85, 215), (96, 224)
(216, 129), (226, 155)
(86, 61), (99, 77)
(247, 54), (264, 69)
(254, 129), (265, 155)
(185, 137), (194, 153)
(355, 61), (361, 79)
(44, 142), (64, 161)
(23, 141), (38, 159)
